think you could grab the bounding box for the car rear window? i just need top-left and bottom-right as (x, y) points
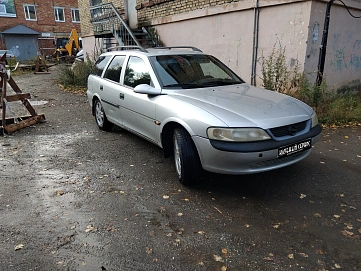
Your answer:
(92, 55), (112, 76)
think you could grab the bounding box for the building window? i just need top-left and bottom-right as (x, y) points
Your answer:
(24, 5), (37, 20)
(71, 8), (80, 22)
(90, 0), (102, 7)
(54, 7), (65, 22)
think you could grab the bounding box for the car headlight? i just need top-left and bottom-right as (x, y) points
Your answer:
(207, 127), (271, 142)
(311, 111), (318, 128)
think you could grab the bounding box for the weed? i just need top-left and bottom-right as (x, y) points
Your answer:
(260, 42), (361, 125)
(260, 41), (294, 93)
(321, 91), (361, 125)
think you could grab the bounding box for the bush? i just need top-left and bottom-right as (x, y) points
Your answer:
(260, 41), (297, 93)
(72, 60), (94, 86)
(58, 57), (94, 90)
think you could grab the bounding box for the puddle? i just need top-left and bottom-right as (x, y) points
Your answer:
(29, 100), (49, 106)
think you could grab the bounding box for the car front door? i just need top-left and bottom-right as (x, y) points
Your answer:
(118, 55), (159, 144)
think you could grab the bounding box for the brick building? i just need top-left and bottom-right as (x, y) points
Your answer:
(0, 0), (81, 61)
(78, 0), (361, 91)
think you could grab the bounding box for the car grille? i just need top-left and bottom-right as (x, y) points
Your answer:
(269, 120), (308, 138)
(249, 151), (305, 169)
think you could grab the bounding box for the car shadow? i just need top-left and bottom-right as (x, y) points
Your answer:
(109, 125), (313, 202)
(189, 164), (308, 201)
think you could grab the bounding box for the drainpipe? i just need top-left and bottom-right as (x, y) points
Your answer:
(316, 0), (334, 86)
(251, 0), (260, 86)
(124, 0), (129, 22)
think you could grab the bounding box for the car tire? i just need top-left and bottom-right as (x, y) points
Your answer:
(94, 99), (113, 131)
(173, 127), (202, 185)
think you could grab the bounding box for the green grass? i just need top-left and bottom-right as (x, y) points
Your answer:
(318, 91), (361, 125)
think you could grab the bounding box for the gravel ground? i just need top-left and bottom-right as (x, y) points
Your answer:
(0, 65), (360, 271)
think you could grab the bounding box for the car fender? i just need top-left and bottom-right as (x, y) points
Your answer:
(156, 95), (227, 158)
(89, 92), (103, 115)
(157, 95), (227, 138)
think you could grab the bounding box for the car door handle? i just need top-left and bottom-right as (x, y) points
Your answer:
(119, 93), (124, 100)
(100, 85), (103, 91)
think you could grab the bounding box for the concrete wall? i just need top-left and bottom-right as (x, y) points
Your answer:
(150, 1), (312, 86)
(78, 0), (361, 91)
(141, 0), (361, 90)
(305, 0), (361, 90)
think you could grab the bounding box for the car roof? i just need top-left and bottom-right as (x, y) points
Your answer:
(101, 46), (204, 58)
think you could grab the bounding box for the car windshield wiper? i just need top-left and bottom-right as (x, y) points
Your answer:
(163, 83), (201, 89)
(163, 80), (243, 89)
(200, 80), (242, 86)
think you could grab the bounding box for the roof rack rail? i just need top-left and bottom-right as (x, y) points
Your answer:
(106, 45), (148, 53)
(155, 46), (202, 52)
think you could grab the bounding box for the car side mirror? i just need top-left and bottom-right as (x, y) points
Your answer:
(134, 84), (161, 95)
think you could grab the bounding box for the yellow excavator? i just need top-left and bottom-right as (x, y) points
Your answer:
(52, 29), (82, 62)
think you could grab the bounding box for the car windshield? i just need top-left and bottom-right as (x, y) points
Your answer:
(150, 54), (244, 89)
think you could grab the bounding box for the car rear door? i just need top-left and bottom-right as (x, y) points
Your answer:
(100, 55), (126, 126)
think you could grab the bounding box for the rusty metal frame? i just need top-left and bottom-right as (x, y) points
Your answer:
(0, 54), (45, 135)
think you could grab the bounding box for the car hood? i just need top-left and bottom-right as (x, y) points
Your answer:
(166, 84), (313, 129)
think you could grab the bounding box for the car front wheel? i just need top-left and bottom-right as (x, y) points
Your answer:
(94, 99), (113, 131)
(173, 128), (202, 185)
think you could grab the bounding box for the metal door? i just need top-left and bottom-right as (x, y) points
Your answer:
(5, 35), (38, 61)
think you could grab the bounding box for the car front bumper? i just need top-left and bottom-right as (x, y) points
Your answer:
(193, 124), (322, 175)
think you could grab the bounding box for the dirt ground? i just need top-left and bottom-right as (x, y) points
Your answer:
(0, 65), (360, 271)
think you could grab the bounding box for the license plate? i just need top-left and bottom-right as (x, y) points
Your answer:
(278, 139), (312, 158)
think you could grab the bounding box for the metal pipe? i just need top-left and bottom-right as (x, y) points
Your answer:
(124, 0), (129, 22)
(251, 0), (260, 86)
(316, 0), (334, 86)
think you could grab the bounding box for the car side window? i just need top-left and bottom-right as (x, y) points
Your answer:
(103, 55), (126, 83)
(92, 55), (112, 76)
(124, 56), (152, 88)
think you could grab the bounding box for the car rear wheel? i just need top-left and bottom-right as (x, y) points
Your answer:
(94, 99), (113, 131)
(173, 128), (202, 185)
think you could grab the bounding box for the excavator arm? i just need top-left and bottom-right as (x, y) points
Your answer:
(65, 29), (80, 56)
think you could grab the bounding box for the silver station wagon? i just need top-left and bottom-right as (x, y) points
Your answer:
(86, 46), (322, 185)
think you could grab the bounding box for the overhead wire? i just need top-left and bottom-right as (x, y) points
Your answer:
(337, 0), (361, 18)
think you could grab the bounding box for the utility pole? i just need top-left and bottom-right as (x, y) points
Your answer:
(316, 0), (334, 86)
